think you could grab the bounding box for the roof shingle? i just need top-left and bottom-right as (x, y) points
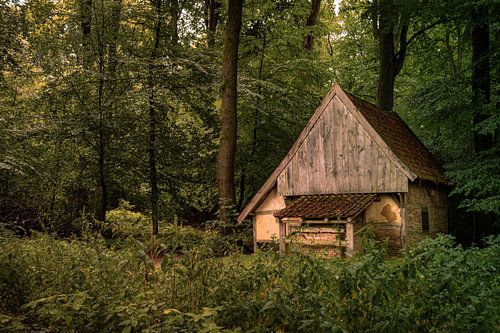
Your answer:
(274, 194), (377, 219)
(346, 93), (446, 184)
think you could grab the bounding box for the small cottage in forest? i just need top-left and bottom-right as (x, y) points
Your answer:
(237, 84), (448, 256)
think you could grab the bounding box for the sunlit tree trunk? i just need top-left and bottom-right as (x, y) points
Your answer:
(169, 0), (179, 46)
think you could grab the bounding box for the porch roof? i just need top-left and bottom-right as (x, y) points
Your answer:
(274, 193), (377, 220)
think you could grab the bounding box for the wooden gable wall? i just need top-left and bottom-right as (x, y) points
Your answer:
(277, 95), (408, 196)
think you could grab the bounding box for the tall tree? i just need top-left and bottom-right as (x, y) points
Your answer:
(148, 0), (162, 236)
(205, 0), (221, 47)
(469, 2), (494, 241)
(304, 0), (321, 50)
(471, 3), (491, 153)
(366, 0), (453, 111)
(216, 0), (243, 222)
(370, 0), (409, 110)
(79, 0), (92, 69)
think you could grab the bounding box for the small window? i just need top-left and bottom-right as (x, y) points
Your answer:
(421, 207), (429, 232)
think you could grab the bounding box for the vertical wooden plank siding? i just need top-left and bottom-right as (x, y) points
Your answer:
(277, 96), (408, 196)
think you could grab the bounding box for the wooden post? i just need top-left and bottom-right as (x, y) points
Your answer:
(278, 218), (286, 253)
(346, 220), (354, 252)
(399, 192), (407, 247)
(252, 216), (257, 253)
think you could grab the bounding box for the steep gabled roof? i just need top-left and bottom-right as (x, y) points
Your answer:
(345, 93), (445, 184)
(237, 86), (338, 223)
(237, 84), (445, 223)
(274, 194), (377, 220)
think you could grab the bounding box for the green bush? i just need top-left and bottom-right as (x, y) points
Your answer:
(0, 227), (498, 332)
(95, 205), (244, 256)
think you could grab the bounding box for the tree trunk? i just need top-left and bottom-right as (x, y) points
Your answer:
(376, 30), (396, 111)
(471, 5), (491, 153)
(107, 0), (122, 79)
(217, 0), (243, 222)
(169, 0), (179, 46)
(373, 0), (409, 111)
(79, 0), (92, 69)
(238, 33), (266, 210)
(471, 4), (493, 244)
(205, 0), (221, 47)
(96, 23), (107, 222)
(148, 0), (162, 236)
(303, 0), (321, 50)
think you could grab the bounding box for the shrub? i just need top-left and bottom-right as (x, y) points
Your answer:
(0, 227), (498, 332)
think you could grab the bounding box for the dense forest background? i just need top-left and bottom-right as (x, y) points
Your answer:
(1, 0), (499, 244)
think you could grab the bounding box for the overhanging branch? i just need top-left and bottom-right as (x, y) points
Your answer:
(395, 18), (452, 59)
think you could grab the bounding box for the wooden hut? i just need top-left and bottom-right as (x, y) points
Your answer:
(237, 84), (448, 256)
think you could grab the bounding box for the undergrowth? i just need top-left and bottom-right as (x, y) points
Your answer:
(0, 220), (498, 332)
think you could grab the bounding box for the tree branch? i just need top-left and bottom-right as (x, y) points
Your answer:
(394, 15), (409, 75)
(395, 18), (451, 59)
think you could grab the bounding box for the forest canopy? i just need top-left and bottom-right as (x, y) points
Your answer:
(1, 1), (499, 331)
(0, 0), (498, 243)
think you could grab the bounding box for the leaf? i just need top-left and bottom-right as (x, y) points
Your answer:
(260, 300), (274, 312)
(163, 308), (181, 315)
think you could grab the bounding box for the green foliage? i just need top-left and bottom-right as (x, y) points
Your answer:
(94, 205), (246, 256)
(448, 147), (500, 214)
(1, 228), (499, 332)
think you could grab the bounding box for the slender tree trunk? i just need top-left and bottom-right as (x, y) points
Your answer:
(96, 24), (108, 222)
(471, 4), (493, 244)
(108, 0), (122, 80)
(205, 0), (221, 47)
(303, 0), (321, 50)
(169, 0), (179, 46)
(471, 5), (491, 153)
(217, 0), (243, 222)
(238, 33), (266, 210)
(148, 0), (162, 236)
(79, 0), (92, 69)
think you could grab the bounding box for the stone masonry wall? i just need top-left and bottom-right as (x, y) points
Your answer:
(405, 182), (448, 247)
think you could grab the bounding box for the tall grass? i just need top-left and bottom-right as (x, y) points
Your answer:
(0, 223), (498, 332)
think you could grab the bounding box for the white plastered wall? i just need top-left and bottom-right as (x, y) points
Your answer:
(365, 195), (402, 224)
(254, 187), (285, 241)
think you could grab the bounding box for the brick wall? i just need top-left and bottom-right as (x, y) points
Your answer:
(405, 182), (448, 247)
